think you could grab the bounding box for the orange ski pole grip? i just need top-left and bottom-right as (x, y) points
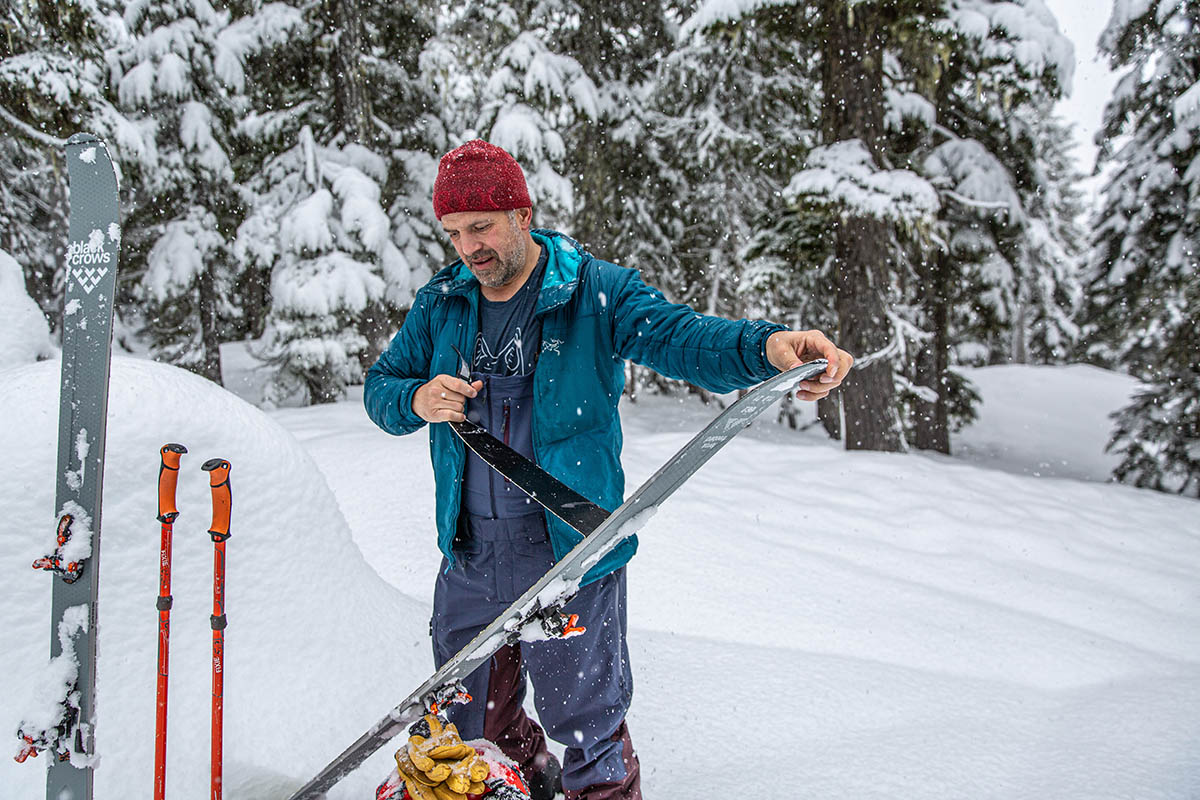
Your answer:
(157, 443), (187, 523)
(202, 458), (232, 542)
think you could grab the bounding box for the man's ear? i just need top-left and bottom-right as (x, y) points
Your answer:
(515, 206), (534, 230)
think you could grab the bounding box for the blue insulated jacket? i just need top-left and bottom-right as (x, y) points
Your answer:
(363, 230), (786, 585)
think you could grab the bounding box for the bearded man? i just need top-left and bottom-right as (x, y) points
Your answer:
(364, 140), (853, 800)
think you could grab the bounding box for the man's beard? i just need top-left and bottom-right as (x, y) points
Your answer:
(468, 217), (527, 289)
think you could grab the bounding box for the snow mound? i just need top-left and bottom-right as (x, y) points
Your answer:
(953, 363), (1138, 481)
(0, 357), (429, 799)
(0, 249), (55, 368)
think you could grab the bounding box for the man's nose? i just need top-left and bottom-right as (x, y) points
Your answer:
(461, 235), (483, 255)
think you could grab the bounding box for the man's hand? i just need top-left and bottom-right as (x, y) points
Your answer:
(412, 375), (484, 423)
(765, 330), (854, 401)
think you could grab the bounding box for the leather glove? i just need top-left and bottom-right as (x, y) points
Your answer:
(394, 715), (491, 800)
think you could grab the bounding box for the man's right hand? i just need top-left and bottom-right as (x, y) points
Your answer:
(412, 375), (484, 423)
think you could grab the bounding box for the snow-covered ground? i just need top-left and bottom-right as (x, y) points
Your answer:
(2, 353), (1198, 799)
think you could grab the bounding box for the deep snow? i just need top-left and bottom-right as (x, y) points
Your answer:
(2, 353), (1199, 799)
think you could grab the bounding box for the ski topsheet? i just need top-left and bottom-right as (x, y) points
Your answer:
(21, 134), (121, 799)
(286, 359), (829, 800)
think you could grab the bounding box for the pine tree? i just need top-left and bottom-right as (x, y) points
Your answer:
(677, 0), (1081, 452)
(423, 0), (598, 226)
(114, 0), (248, 383)
(908, 1), (1079, 451)
(1086, 0), (1200, 496)
(656, 7), (816, 318)
(0, 0), (142, 323)
(239, 126), (394, 404)
(233, 0), (442, 403)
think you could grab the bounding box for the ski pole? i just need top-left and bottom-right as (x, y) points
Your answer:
(154, 443), (187, 800)
(202, 458), (232, 800)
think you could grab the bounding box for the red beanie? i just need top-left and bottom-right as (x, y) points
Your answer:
(432, 140), (532, 220)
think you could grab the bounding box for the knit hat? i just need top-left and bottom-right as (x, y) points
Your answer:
(432, 140), (532, 219)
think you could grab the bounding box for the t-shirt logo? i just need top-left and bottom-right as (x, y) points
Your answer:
(474, 327), (525, 374)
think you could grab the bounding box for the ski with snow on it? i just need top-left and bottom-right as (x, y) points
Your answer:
(16, 134), (121, 800)
(285, 359), (828, 800)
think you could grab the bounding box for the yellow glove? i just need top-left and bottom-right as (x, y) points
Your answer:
(393, 715), (491, 800)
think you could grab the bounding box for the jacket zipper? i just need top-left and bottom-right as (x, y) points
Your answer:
(485, 375), (497, 519)
(502, 398), (512, 487)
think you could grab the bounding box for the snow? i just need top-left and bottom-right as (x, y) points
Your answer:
(678, 0), (802, 41)
(0, 357), (424, 799)
(1174, 80), (1200, 128)
(18, 603), (89, 765)
(786, 140), (940, 224)
(2, 354), (1199, 798)
(56, 501), (95, 565)
(0, 249), (55, 368)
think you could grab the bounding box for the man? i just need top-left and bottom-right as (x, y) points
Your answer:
(364, 140), (853, 800)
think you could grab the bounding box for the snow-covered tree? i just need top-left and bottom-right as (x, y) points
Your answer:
(113, 0), (250, 383)
(0, 0), (146, 321)
(905, 1), (1079, 451)
(239, 127), (403, 405)
(677, 0), (1080, 453)
(1086, 0), (1200, 496)
(656, 8), (818, 320)
(232, 0), (442, 403)
(421, 0), (598, 226)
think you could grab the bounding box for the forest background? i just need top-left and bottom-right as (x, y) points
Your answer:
(1, 0), (1197, 498)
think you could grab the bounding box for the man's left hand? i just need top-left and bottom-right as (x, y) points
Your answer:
(765, 330), (854, 401)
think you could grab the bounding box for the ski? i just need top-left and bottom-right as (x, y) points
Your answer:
(286, 359), (827, 800)
(450, 419), (611, 535)
(18, 134), (121, 799)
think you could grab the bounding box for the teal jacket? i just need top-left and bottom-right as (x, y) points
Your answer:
(363, 230), (785, 584)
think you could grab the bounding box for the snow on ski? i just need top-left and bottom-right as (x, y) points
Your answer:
(285, 359), (828, 800)
(17, 133), (120, 800)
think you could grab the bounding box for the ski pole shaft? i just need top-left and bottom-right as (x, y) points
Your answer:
(202, 458), (231, 800)
(154, 443), (187, 800)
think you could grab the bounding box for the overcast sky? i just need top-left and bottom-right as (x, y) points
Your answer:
(1042, 0), (1119, 178)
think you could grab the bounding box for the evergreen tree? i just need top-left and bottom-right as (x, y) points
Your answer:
(114, 0), (248, 383)
(1087, 0), (1200, 496)
(422, 0), (598, 226)
(678, 0), (1080, 452)
(656, 7), (817, 318)
(234, 0), (442, 403)
(908, 1), (1079, 451)
(239, 126), (396, 404)
(0, 0), (143, 322)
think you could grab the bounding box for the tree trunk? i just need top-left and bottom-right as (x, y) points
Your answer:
(817, 393), (841, 440)
(328, 0), (372, 143)
(197, 263), (224, 385)
(821, 0), (904, 451)
(913, 251), (950, 453)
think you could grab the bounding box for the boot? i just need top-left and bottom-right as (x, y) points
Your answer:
(527, 751), (563, 800)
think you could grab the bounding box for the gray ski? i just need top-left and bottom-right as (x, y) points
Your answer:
(18, 134), (121, 800)
(286, 359), (828, 800)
